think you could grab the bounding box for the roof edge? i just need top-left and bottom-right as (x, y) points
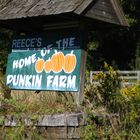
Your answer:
(110, 0), (129, 26)
(74, 0), (93, 14)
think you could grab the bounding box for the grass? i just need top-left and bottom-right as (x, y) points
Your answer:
(1, 66), (140, 139)
(0, 90), (82, 115)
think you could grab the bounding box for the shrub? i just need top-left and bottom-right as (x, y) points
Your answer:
(84, 63), (140, 139)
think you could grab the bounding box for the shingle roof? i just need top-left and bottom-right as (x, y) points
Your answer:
(0, 0), (92, 20)
(0, 0), (128, 26)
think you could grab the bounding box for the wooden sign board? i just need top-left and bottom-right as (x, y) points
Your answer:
(6, 31), (84, 92)
(6, 49), (82, 91)
(11, 32), (81, 50)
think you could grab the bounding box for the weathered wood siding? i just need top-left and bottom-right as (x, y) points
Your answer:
(85, 0), (125, 25)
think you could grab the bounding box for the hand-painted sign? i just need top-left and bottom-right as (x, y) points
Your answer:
(6, 50), (81, 91)
(11, 32), (81, 50)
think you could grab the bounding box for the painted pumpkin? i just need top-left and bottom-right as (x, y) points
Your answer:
(64, 50), (76, 73)
(44, 57), (52, 73)
(51, 50), (64, 73)
(35, 58), (44, 73)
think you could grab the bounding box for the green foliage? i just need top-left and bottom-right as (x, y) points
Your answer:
(86, 39), (102, 71)
(84, 63), (140, 139)
(119, 0), (140, 70)
(86, 0), (140, 70)
(84, 125), (96, 140)
(0, 0), (139, 139)
(0, 28), (12, 71)
(0, 75), (81, 139)
(85, 62), (121, 110)
(134, 41), (140, 70)
(0, 126), (45, 140)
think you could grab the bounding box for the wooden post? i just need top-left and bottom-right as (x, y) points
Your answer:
(74, 21), (88, 105)
(137, 71), (140, 84)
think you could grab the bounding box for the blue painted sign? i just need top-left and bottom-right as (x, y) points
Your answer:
(11, 32), (81, 50)
(6, 49), (82, 91)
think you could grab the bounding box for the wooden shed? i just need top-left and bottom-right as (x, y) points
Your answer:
(0, 0), (128, 32)
(0, 2), (129, 138)
(2, 0), (128, 102)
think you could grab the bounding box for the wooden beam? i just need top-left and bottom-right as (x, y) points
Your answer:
(110, 0), (128, 26)
(43, 21), (80, 30)
(78, 21), (88, 104)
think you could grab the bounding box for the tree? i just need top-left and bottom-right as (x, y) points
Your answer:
(87, 0), (140, 71)
(0, 28), (12, 73)
(120, 0), (140, 70)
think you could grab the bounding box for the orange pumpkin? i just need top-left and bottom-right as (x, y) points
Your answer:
(51, 50), (64, 73)
(64, 50), (76, 73)
(44, 57), (52, 73)
(35, 58), (44, 73)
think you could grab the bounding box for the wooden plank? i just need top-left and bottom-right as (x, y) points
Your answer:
(117, 71), (139, 74)
(110, 0), (128, 26)
(97, 0), (111, 7)
(75, 0), (93, 14)
(90, 71), (140, 86)
(84, 0), (128, 26)
(78, 22), (88, 103)
(88, 7), (117, 19)
(122, 82), (137, 85)
(91, 71), (139, 74)
(44, 127), (67, 139)
(119, 76), (138, 80)
(85, 0), (120, 24)
(93, 3), (117, 13)
(86, 12), (119, 25)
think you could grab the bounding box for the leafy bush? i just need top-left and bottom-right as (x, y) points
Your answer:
(84, 63), (140, 139)
(1, 62), (140, 139)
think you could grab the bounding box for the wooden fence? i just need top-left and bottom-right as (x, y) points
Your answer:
(90, 71), (140, 86)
